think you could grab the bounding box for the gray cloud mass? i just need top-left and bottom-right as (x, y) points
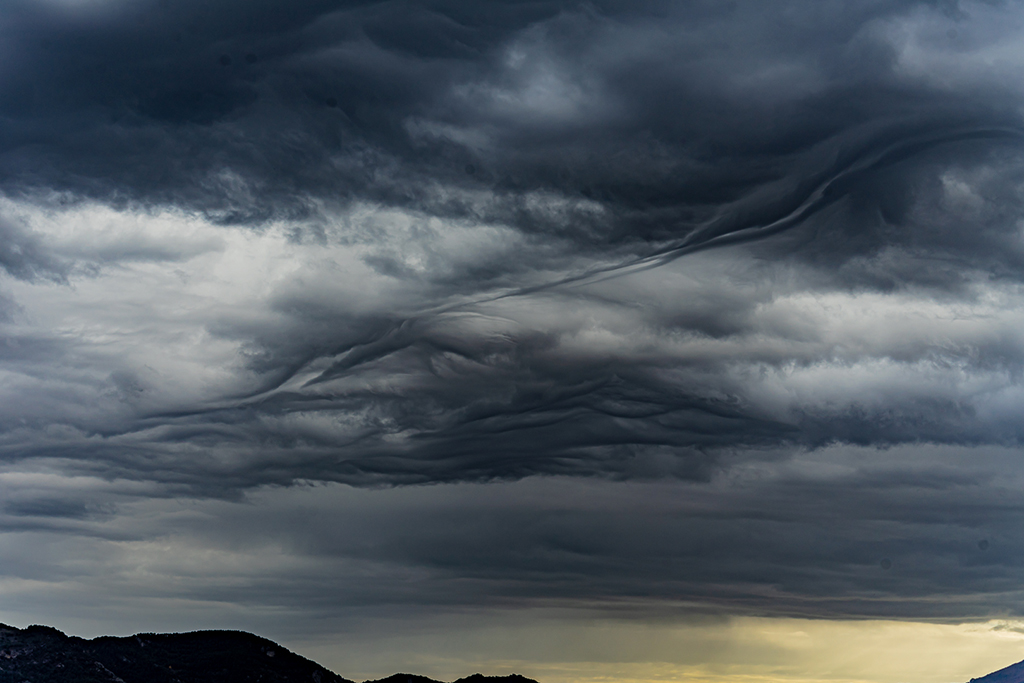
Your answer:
(5, 0), (1024, 640)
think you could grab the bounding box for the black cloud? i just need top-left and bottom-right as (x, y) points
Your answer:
(5, 0), (1024, 489)
(6, 0), (1024, 632)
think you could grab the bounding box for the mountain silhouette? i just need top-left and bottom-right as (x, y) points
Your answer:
(971, 659), (1024, 683)
(0, 623), (538, 683)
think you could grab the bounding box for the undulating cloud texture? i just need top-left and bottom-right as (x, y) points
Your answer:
(5, 1), (1024, 679)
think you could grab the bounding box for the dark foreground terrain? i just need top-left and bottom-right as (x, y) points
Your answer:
(1, 620), (1017, 683)
(971, 658), (1024, 683)
(0, 623), (538, 683)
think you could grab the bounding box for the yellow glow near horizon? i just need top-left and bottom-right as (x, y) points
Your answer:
(300, 616), (1024, 683)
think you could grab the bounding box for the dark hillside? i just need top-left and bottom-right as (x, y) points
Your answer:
(970, 659), (1024, 683)
(0, 623), (352, 683)
(0, 623), (540, 683)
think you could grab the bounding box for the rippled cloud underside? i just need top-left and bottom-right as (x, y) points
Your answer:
(5, 1), (1024, 667)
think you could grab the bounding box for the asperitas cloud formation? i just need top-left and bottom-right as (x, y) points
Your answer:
(4, 2), (1024, 680)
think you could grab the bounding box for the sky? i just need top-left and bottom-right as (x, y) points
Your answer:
(7, 0), (1024, 681)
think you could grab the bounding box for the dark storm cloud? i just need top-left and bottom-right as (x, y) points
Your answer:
(4, 0), (1024, 640)
(7, 455), (1024, 628)
(257, 461), (1024, 621)
(0, 0), (567, 223)
(0, 0), (1015, 239)
(6, 1), (1024, 492)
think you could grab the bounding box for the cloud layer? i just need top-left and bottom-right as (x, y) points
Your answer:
(4, 0), (1024, 637)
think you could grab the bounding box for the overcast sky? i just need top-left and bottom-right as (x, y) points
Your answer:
(8, 1), (1024, 681)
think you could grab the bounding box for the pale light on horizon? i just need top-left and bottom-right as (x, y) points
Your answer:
(295, 616), (1024, 683)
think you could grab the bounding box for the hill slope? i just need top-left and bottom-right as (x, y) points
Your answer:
(0, 623), (539, 683)
(0, 623), (352, 683)
(971, 659), (1024, 683)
